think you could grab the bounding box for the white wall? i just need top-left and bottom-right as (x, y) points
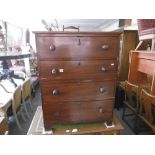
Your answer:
(101, 21), (119, 31)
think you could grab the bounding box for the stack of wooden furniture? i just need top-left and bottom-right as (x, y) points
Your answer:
(34, 31), (121, 133)
(124, 51), (155, 134)
(115, 30), (138, 109)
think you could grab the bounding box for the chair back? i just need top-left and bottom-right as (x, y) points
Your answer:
(124, 80), (139, 110)
(12, 85), (22, 112)
(140, 89), (155, 124)
(137, 19), (155, 40)
(22, 78), (31, 101)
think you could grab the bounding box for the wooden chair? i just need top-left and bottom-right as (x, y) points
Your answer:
(9, 85), (26, 131)
(122, 80), (139, 133)
(136, 19), (155, 51)
(21, 78), (32, 118)
(138, 89), (155, 134)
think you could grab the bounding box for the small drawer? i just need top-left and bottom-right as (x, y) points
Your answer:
(36, 36), (119, 59)
(41, 81), (116, 102)
(43, 100), (113, 128)
(39, 60), (118, 81)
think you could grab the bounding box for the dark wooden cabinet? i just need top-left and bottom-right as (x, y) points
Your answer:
(34, 32), (120, 130)
(117, 30), (138, 81)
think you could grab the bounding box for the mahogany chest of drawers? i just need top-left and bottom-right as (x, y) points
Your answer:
(34, 32), (120, 130)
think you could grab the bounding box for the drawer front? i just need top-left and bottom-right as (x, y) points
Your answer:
(43, 100), (113, 127)
(36, 36), (119, 59)
(39, 60), (118, 81)
(41, 81), (116, 102)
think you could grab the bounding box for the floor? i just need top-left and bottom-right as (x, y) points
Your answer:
(8, 86), (151, 135)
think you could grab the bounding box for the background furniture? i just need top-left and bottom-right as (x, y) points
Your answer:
(8, 85), (25, 131)
(117, 30), (138, 82)
(122, 80), (139, 133)
(34, 31), (120, 130)
(0, 117), (8, 135)
(138, 89), (155, 134)
(128, 51), (155, 95)
(136, 19), (155, 51)
(22, 77), (33, 112)
(115, 30), (150, 110)
(115, 30), (138, 110)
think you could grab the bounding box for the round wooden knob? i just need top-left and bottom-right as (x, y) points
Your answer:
(99, 108), (103, 113)
(51, 68), (59, 74)
(101, 66), (106, 72)
(50, 44), (56, 51)
(100, 87), (107, 93)
(52, 89), (60, 96)
(101, 45), (109, 50)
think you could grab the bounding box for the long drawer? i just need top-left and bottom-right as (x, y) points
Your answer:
(36, 36), (119, 59)
(43, 99), (114, 128)
(41, 81), (116, 102)
(39, 60), (118, 81)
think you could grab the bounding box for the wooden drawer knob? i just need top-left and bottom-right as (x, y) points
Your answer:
(101, 66), (106, 72)
(50, 44), (56, 51)
(51, 68), (59, 74)
(98, 108), (103, 113)
(51, 68), (64, 74)
(100, 87), (107, 93)
(52, 89), (60, 96)
(101, 45), (109, 50)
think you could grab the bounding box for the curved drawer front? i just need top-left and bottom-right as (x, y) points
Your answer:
(36, 36), (119, 59)
(39, 60), (118, 81)
(43, 100), (113, 127)
(41, 81), (116, 102)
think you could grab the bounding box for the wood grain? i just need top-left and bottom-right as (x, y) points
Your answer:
(34, 32), (120, 130)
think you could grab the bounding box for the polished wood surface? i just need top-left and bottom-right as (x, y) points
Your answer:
(39, 60), (117, 81)
(37, 36), (119, 60)
(34, 31), (120, 130)
(43, 100), (114, 126)
(41, 81), (116, 102)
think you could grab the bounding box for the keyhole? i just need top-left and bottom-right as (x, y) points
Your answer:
(78, 39), (81, 45)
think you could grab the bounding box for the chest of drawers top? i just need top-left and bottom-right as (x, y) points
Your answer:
(34, 31), (121, 60)
(34, 31), (121, 36)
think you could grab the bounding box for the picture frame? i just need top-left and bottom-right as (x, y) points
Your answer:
(6, 22), (23, 50)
